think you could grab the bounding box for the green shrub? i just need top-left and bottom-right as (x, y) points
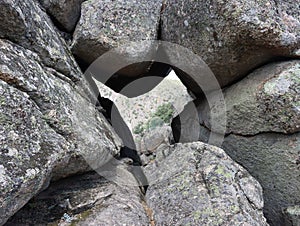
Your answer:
(133, 103), (175, 135)
(153, 103), (174, 123)
(133, 122), (145, 135)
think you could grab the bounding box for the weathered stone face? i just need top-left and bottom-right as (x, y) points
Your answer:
(145, 142), (268, 226)
(70, 0), (300, 97)
(187, 60), (300, 226)
(0, 79), (70, 226)
(0, 0), (81, 81)
(198, 60), (300, 135)
(0, 5), (122, 224)
(0, 40), (122, 225)
(39, 0), (84, 32)
(221, 133), (300, 226)
(72, 0), (162, 63)
(71, 0), (167, 82)
(6, 170), (149, 226)
(2, 0), (300, 225)
(141, 125), (173, 153)
(161, 0), (300, 89)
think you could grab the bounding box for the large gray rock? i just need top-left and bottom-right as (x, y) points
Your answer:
(0, 38), (121, 225)
(222, 133), (300, 226)
(0, 79), (70, 226)
(39, 0), (84, 32)
(72, 0), (162, 65)
(193, 61), (300, 225)
(71, 0), (170, 91)
(141, 125), (173, 153)
(6, 170), (149, 225)
(172, 61), (300, 142)
(0, 0), (80, 80)
(198, 60), (300, 135)
(138, 125), (173, 166)
(161, 0), (300, 90)
(145, 142), (268, 226)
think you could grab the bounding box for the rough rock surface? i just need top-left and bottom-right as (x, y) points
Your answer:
(140, 125), (173, 153)
(145, 142), (268, 226)
(71, 0), (163, 77)
(198, 60), (300, 135)
(6, 170), (149, 225)
(191, 61), (300, 225)
(39, 0), (84, 32)
(221, 133), (300, 226)
(0, 79), (70, 226)
(137, 125), (173, 166)
(0, 21), (121, 226)
(2, 0), (300, 225)
(161, 0), (300, 90)
(0, 0), (80, 81)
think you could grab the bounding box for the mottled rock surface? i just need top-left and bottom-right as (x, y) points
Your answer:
(0, 0), (80, 80)
(0, 79), (70, 226)
(198, 60), (300, 135)
(138, 125), (173, 166)
(0, 23), (121, 226)
(6, 170), (149, 226)
(161, 0), (300, 90)
(39, 0), (84, 32)
(222, 133), (300, 226)
(145, 142), (268, 226)
(2, 0), (299, 225)
(141, 125), (173, 153)
(72, 0), (164, 78)
(192, 61), (300, 225)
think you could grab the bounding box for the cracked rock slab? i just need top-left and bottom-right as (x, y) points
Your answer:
(145, 142), (268, 226)
(0, 35), (121, 225)
(39, 0), (85, 32)
(161, 0), (300, 92)
(222, 132), (300, 226)
(6, 171), (149, 226)
(0, 0), (81, 80)
(71, 0), (165, 81)
(198, 60), (300, 135)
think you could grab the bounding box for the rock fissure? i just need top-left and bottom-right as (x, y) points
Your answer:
(199, 121), (299, 139)
(157, 1), (167, 40)
(142, 199), (156, 226)
(219, 56), (300, 91)
(0, 37), (79, 84)
(44, 66), (75, 85)
(225, 130), (300, 138)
